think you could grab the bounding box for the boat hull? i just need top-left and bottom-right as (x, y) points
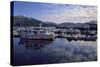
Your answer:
(20, 35), (55, 40)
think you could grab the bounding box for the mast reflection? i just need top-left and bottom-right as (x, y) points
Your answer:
(19, 39), (53, 49)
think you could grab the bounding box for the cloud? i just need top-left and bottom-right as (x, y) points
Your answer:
(39, 39), (97, 63)
(37, 4), (97, 23)
(14, 2), (97, 23)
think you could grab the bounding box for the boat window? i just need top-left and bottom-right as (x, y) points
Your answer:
(40, 31), (43, 33)
(33, 31), (36, 33)
(29, 31), (31, 33)
(24, 30), (27, 32)
(33, 31), (37, 35)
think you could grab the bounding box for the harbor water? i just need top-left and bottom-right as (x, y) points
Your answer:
(13, 38), (97, 65)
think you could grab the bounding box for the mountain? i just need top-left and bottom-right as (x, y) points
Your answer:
(85, 20), (97, 25)
(12, 16), (43, 27)
(43, 22), (57, 27)
(12, 15), (97, 30)
(59, 20), (97, 29)
(12, 16), (57, 27)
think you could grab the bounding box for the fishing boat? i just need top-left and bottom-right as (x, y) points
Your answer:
(19, 24), (55, 40)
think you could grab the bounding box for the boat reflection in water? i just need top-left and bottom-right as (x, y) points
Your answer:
(13, 38), (97, 66)
(19, 38), (53, 49)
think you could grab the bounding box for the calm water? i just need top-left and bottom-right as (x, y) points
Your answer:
(13, 38), (97, 65)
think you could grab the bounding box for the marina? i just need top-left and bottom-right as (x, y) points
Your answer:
(11, 1), (97, 66)
(13, 24), (97, 41)
(12, 20), (97, 66)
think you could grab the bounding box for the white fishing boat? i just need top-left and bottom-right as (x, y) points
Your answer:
(19, 24), (55, 40)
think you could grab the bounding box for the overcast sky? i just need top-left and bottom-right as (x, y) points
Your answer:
(13, 1), (97, 24)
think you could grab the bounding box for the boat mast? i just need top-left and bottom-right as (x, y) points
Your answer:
(39, 23), (42, 30)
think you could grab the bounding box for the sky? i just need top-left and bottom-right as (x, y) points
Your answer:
(12, 1), (97, 24)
